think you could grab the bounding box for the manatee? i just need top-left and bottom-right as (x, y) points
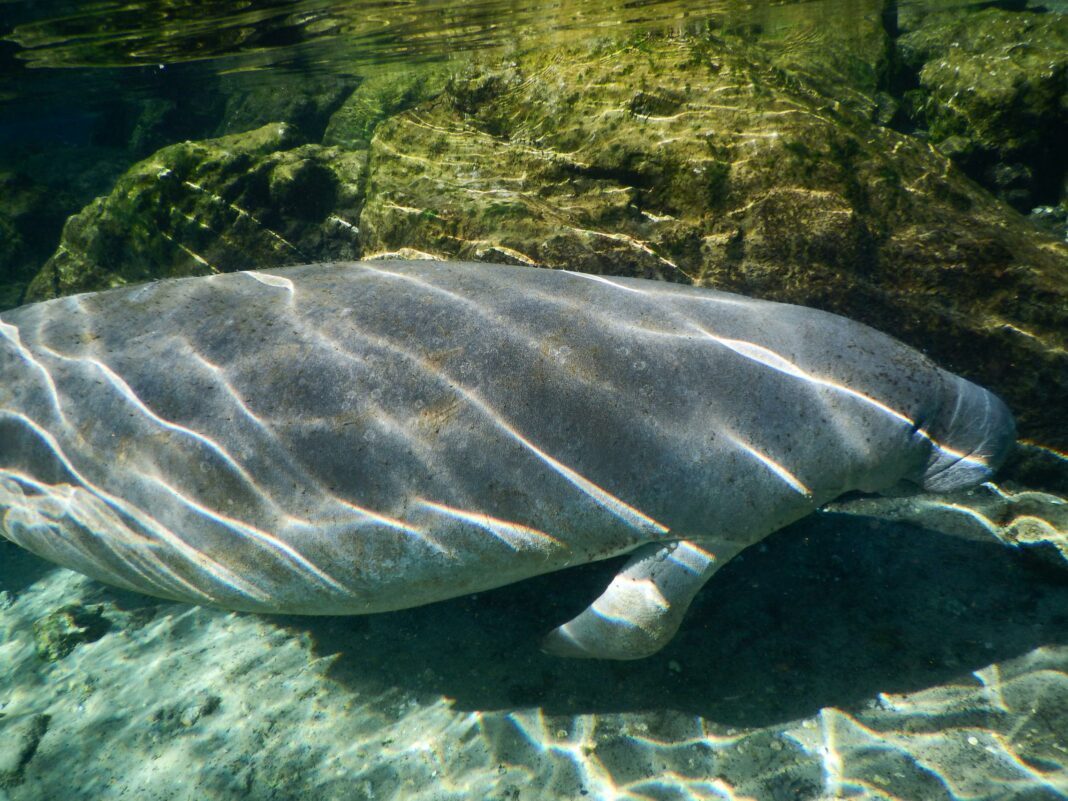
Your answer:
(0, 261), (1015, 659)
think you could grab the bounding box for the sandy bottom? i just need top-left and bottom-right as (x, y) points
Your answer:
(1, 483), (1067, 801)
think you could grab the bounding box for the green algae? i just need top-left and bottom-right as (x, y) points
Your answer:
(26, 123), (367, 300)
(31, 604), (111, 662)
(324, 67), (449, 149)
(12, 6), (1068, 462)
(898, 8), (1068, 210)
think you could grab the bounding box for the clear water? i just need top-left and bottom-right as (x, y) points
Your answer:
(1, 1), (1067, 800)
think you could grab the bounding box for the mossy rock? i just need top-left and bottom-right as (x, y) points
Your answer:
(0, 149), (130, 310)
(359, 32), (1068, 454)
(732, 0), (895, 102)
(26, 123), (367, 300)
(324, 65), (449, 149)
(898, 8), (1068, 210)
(0, 210), (27, 309)
(32, 604), (111, 662)
(215, 70), (357, 141)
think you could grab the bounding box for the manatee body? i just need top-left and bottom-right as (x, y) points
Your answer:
(0, 261), (1015, 658)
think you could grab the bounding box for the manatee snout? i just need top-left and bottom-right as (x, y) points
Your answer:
(920, 373), (1016, 493)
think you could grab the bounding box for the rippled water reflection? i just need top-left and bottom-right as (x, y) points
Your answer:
(3, 0), (882, 70)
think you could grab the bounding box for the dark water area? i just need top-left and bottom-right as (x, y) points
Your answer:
(1, 1), (1068, 799)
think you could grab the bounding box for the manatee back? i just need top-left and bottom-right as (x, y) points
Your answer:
(0, 261), (1002, 614)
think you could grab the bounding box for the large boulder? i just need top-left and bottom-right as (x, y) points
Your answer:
(23, 27), (1068, 458)
(26, 123), (366, 299)
(897, 8), (1068, 212)
(359, 33), (1068, 453)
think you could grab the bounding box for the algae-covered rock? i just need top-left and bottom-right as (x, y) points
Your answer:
(32, 604), (111, 662)
(0, 209), (27, 309)
(898, 8), (1068, 211)
(324, 66), (449, 149)
(735, 0), (894, 103)
(0, 713), (50, 789)
(23, 27), (1068, 456)
(0, 148), (129, 310)
(26, 123), (366, 300)
(359, 33), (1068, 451)
(215, 70), (357, 141)
(1029, 202), (1068, 242)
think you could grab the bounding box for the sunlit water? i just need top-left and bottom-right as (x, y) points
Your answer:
(1, 1), (1067, 800)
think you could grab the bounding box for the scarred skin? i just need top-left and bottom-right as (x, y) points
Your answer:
(0, 261), (1015, 658)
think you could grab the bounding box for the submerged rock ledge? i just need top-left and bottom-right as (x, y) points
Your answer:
(19, 25), (1068, 459)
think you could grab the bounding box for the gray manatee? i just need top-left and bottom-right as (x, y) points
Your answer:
(0, 261), (1015, 659)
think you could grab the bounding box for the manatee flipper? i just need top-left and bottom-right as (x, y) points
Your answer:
(541, 539), (739, 660)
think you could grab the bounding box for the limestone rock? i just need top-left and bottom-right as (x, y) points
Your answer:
(26, 123), (366, 300)
(898, 8), (1068, 211)
(359, 33), (1068, 452)
(31, 604), (111, 662)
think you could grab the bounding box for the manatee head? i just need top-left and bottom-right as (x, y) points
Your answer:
(919, 372), (1016, 493)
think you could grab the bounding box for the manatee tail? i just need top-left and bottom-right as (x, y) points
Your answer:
(920, 373), (1016, 493)
(541, 539), (741, 660)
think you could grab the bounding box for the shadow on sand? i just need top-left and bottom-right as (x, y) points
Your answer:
(0, 537), (60, 595)
(5, 512), (1066, 730)
(288, 512), (1068, 728)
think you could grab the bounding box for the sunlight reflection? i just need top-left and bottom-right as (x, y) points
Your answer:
(416, 499), (563, 552)
(724, 433), (812, 497)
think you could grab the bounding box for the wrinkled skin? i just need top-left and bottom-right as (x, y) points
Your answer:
(0, 261), (1015, 658)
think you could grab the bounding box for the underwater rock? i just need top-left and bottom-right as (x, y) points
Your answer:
(0, 150), (129, 311)
(23, 29), (1068, 458)
(0, 210), (26, 309)
(897, 8), (1068, 211)
(829, 482), (1068, 574)
(150, 693), (223, 737)
(323, 66), (449, 149)
(215, 71), (357, 142)
(26, 123), (366, 301)
(65, 65), (351, 160)
(1029, 203), (1068, 243)
(88, 77), (226, 161)
(735, 0), (895, 103)
(358, 33), (1068, 454)
(31, 604), (111, 662)
(0, 713), (50, 789)
(1, 505), (1066, 799)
